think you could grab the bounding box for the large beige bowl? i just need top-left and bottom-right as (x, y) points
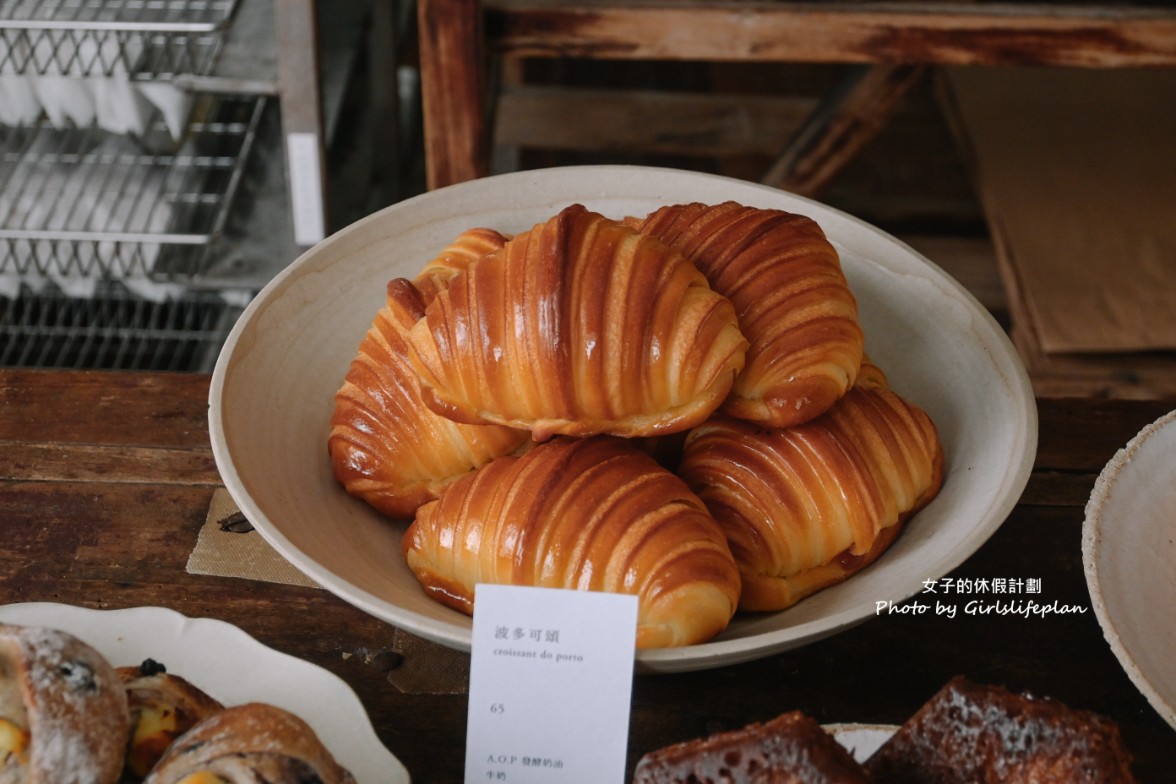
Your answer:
(209, 165), (1037, 673)
(1083, 408), (1176, 731)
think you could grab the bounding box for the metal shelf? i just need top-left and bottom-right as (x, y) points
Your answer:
(0, 0), (403, 372)
(0, 92), (266, 282)
(0, 0), (240, 79)
(0, 279), (245, 370)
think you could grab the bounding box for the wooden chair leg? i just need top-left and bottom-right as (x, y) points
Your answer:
(763, 63), (927, 197)
(417, 0), (489, 189)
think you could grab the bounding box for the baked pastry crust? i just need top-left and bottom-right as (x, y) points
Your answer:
(329, 277), (531, 518)
(116, 660), (225, 781)
(413, 226), (509, 304)
(865, 676), (1138, 783)
(632, 711), (872, 783)
(0, 623), (130, 784)
(631, 201), (864, 428)
(142, 702), (355, 784)
(678, 380), (943, 612)
(403, 436), (742, 648)
(406, 204), (748, 440)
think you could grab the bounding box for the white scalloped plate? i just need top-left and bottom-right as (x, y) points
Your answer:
(827, 723), (897, 762)
(209, 165), (1037, 673)
(1083, 408), (1176, 732)
(0, 602), (410, 784)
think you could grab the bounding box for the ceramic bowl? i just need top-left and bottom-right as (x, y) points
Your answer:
(209, 165), (1037, 673)
(1083, 408), (1176, 730)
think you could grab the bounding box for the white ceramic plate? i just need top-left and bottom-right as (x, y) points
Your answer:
(209, 165), (1037, 673)
(1083, 408), (1176, 731)
(0, 602), (409, 784)
(827, 723), (897, 763)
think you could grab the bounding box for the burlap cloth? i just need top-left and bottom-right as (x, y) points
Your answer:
(188, 488), (469, 694)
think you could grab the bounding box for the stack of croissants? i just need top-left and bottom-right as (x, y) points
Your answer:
(328, 201), (945, 649)
(0, 622), (355, 783)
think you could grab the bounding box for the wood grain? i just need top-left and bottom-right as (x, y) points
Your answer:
(2, 369), (1173, 782)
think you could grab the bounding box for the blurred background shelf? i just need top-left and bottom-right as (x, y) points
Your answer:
(0, 0), (416, 371)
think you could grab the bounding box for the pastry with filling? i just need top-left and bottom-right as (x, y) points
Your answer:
(632, 711), (872, 783)
(117, 659), (224, 781)
(865, 676), (1137, 783)
(0, 623), (130, 784)
(678, 375), (942, 612)
(406, 203), (748, 440)
(630, 201), (864, 428)
(403, 435), (742, 648)
(142, 702), (355, 784)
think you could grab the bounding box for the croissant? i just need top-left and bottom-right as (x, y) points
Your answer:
(413, 226), (509, 304)
(117, 660), (225, 781)
(677, 381), (943, 612)
(329, 278), (531, 518)
(143, 703), (355, 784)
(630, 201), (864, 428)
(403, 436), (742, 648)
(406, 204), (749, 441)
(0, 623), (130, 784)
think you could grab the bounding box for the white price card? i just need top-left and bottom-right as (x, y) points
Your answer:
(464, 584), (639, 784)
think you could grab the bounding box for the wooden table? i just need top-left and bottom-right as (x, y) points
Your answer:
(2, 367), (1173, 781)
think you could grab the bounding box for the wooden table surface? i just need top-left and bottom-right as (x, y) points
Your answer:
(2, 367), (1174, 781)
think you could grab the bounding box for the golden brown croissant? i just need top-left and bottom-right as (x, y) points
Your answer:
(0, 623), (130, 784)
(413, 226), (509, 304)
(328, 278), (531, 518)
(631, 201), (864, 428)
(677, 382), (943, 612)
(142, 703), (355, 784)
(116, 660), (225, 781)
(402, 436), (742, 648)
(405, 204), (749, 441)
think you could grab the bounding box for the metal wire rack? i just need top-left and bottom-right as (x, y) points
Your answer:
(0, 0), (240, 78)
(0, 91), (266, 281)
(0, 279), (245, 370)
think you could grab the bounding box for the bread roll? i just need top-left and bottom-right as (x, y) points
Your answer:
(413, 226), (509, 304)
(142, 703), (354, 784)
(403, 436), (742, 648)
(0, 623), (129, 784)
(678, 382), (942, 611)
(406, 204), (748, 440)
(329, 278), (530, 518)
(116, 660), (224, 781)
(631, 201), (864, 428)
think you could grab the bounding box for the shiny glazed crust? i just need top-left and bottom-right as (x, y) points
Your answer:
(865, 677), (1138, 783)
(0, 623), (130, 784)
(632, 201), (864, 428)
(413, 226), (509, 304)
(142, 703), (355, 784)
(678, 383), (943, 612)
(328, 277), (531, 519)
(406, 204), (749, 441)
(402, 436), (742, 648)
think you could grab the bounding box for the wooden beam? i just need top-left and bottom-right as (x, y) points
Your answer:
(485, 2), (1176, 68)
(418, 0), (489, 188)
(494, 84), (818, 157)
(764, 63), (927, 197)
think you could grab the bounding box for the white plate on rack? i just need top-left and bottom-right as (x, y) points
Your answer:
(1083, 408), (1176, 732)
(827, 723), (897, 762)
(0, 602), (410, 784)
(209, 164), (1037, 673)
